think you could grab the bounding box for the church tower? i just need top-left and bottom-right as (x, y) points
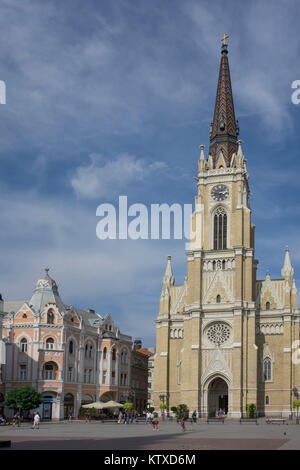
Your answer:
(154, 36), (300, 418)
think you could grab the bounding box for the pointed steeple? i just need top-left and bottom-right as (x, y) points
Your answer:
(209, 35), (239, 167)
(163, 255), (174, 285)
(281, 246), (294, 279)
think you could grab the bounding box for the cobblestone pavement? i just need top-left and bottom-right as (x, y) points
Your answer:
(0, 419), (299, 450)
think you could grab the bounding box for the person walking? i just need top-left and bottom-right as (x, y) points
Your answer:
(192, 410), (197, 424)
(85, 411), (90, 423)
(68, 410), (73, 423)
(146, 411), (151, 425)
(180, 416), (186, 432)
(117, 411), (123, 424)
(32, 412), (40, 429)
(152, 416), (159, 431)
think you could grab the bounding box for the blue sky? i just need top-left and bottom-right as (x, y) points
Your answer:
(0, 0), (300, 347)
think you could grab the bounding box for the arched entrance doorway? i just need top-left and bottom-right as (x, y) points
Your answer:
(208, 377), (228, 417)
(64, 393), (74, 419)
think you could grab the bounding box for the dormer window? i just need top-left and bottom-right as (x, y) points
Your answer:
(47, 311), (55, 324)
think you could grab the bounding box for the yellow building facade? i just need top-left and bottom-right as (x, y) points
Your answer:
(153, 41), (300, 418)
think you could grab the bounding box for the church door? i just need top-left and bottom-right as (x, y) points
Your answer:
(208, 377), (228, 417)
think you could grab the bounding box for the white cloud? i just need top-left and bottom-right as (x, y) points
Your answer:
(70, 153), (167, 199)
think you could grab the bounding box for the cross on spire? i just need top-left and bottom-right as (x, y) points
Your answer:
(221, 33), (229, 46)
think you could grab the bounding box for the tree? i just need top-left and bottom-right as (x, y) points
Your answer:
(123, 402), (133, 410)
(4, 387), (43, 413)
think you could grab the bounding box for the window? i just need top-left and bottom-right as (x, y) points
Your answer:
(213, 207), (227, 250)
(45, 364), (54, 380)
(111, 371), (115, 385)
(222, 260), (226, 270)
(20, 364), (27, 380)
(102, 371), (106, 384)
(266, 396), (270, 405)
(89, 346), (93, 359)
(112, 349), (116, 361)
(266, 301), (270, 311)
(103, 347), (107, 360)
(69, 341), (74, 355)
(85, 344), (88, 358)
(20, 338), (28, 353)
(47, 311), (55, 324)
(68, 367), (74, 382)
(46, 338), (54, 350)
(84, 369), (92, 384)
(216, 295), (221, 303)
(263, 358), (272, 381)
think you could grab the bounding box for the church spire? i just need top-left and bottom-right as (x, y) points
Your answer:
(281, 246), (294, 280)
(209, 35), (239, 167)
(163, 255), (174, 285)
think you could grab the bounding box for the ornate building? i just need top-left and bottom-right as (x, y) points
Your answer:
(153, 39), (300, 418)
(0, 269), (133, 420)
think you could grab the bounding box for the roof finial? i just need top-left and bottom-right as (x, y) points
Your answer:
(45, 268), (49, 275)
(221, 33), (229, 46)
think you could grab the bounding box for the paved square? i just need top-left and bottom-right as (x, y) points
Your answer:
(0, 418), (299, 450)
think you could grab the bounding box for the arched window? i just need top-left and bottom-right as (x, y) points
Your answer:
(213, 261), (216, 271)
(216, 295), (221, 304)
(89, 345), (93, 359)
(266, 301), (270, 311)
(46, 338), (54, 350)
(20, 338), (28, 353)
(222, 260), (226, 270)
(69, 341), (73, 355)
(85, 344), (88, 358)
(103, 347), (107, 360)
(263, 358), (272, 381)
(47, 310), (55, 324)
(265, 396), (270, 405)
(112, 348), (116, 361)
(213, 207), (227, 250)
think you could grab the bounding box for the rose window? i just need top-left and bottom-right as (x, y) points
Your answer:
(207, 323), (231, 346)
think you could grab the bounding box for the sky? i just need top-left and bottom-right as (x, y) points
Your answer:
(0, 0), (300, 347)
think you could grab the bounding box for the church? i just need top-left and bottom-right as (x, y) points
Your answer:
(153, 37), (300, 418)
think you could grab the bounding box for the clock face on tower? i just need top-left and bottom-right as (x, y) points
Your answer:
(211, 184), (229, 201)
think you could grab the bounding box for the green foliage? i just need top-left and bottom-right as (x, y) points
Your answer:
(159, 403), (167, 410)
(123, 402), (133, 410)
(293, 400), (300, 408)
(171, 406), (178, 415)
(4, 387), (43, 412)
(246, 403), (257, 418)
(177, 404), (189, 418)
(147, 406), (154, 413)
(79, 406), (86, 416)
(88, 407), (96, 416)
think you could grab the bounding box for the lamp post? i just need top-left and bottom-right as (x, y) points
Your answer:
(159, 392), (170, 418)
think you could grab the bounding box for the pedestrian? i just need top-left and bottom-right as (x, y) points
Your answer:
(152, 416), (159, 431)
(117, 411), (123, 424)
(85, 411), (89, 423)
(146, 411), (151, 424)
(218, 408), (223, 419)
(192, 410), (197, 424)
(32, 412), (40, 429)
(215, 409), (219, 418)
(13, 412), (21, 427)
(68, 410), (73, 422)
(180, 416), (186, 432)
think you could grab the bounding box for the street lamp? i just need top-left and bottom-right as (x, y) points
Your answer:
(159, 392), (170, 418)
